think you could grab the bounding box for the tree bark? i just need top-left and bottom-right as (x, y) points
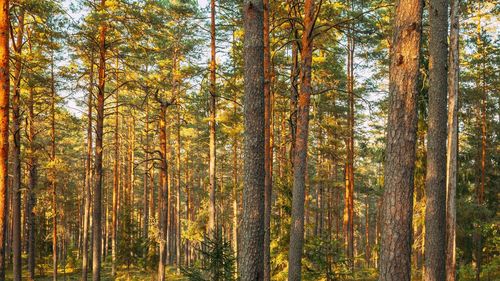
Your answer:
(93, 1), (107, 279)
(241, 0), (265, 279)
(378, 0), (423, 280)
(288, 0), (315, 279)
(343, 7), (355, 267)
(111, 58), (120, 278)
(26, 86), (36, 281)
(50, 52), (57, 281)
(11, 8), (24, 281)
(208, 0), (217, 235)
(174, 52), (182, 272)
(446, 1), (459, 280)
(0, 1), (9, 279)
(158, 105), (169, 281)
(424, 0), (449, 279)
(143, 96), (150, 253)
(82, 51), (94, 281)
(263, 0), (272, 278)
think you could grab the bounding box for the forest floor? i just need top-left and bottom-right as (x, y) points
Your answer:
(6, 262), (185, 281)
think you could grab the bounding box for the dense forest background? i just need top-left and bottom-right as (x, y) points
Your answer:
(0, 0), (497, 280)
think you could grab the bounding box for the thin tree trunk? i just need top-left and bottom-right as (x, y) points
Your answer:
(174, 53), (182, 272)
(111, 58), (119, 278)
(289, 26), (299, 162)
(50, 52), (58, 281)
(93, 1), (107, 279)
(27, 86), (36, 281)
(446, 1), (459, 280)
(263, 0), (272, 277)
(241, 0), (265, 278)
(143, 96), (150, 255)
(288, 0), (315, 279)
(0, 1), (9, 278)
(378, 0), (423, 280)
(158, 105), (169, 281)
(11, 8), (24, 281)
(344, 9), (355, 268)
(424, 0), (449, 279)
(232, 134), (239, 277)
(82, 51), (94, 281)
(475, 16), (487, 281)
(208, 0), (217, 235)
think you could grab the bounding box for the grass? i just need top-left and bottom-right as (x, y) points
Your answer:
(6, 261), (185, 281)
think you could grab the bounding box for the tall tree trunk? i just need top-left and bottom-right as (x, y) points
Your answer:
(111, 58), (120, 278)
(50, 53), (57, 281)
(143, 96), (150, 254)
(288, 0), (315, 279)
(11, 8), (24, 281)
(208, 0), (217, 235)
(174, 53), (182, 272)
(475, 16), (487, 281)
(0, 1), (9, 278)
(378, 0), (423, 280)
(27, 86), (36, 281)
(158, 105), (169, 281)
(263, 0), (272, 278)
(241, 0), (265, 279)
(446, 1), (459, 280)
(288, 0), (299, 162)
(93, 1), (107, 279)
(232, 133), (239, 276)
(424, 0), (449, 279)
(344, 15), (355, 267)
(82, 52), (94, 281)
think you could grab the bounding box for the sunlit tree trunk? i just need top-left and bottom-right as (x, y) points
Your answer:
(143, 96), (150, 255)
(263, 0), (272, 278)
(0, 1), (9, 278)
(446, 1), (459, 280)
(93, 0), (107, 279)
(378, 0), (423, 280)
(288, 0), (315, 279)
(174, 52), (182, 272)
(50, 52), (58, 281)
(343, 11), (355, 267)
(82, 51), (94, 281)
(241, 0), (265, 278)
(11, 8), (24, 281)
(232, 131), (239, 276)
(208, 0), (217, 235)
(111, 58), (120, 278)
(158, 104), (169, 281)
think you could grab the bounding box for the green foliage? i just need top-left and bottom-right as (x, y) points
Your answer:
(302, 236), (350, 281)
(182, 233), (236, 281)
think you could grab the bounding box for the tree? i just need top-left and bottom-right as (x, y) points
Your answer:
(263, 0), (272, 278)
(378, 0), (423, 280)
(82, 51), (94, 281)
(10, 5), (24, 280)
(93, 0), (107, 279)
(240, 0), (265, 279)
(50, 52), (58, 281)
(208, 0), (217, 234)
(344, 0), (355, 267)
(446, 0), (459, 280)
(288, 0), (316, 279)
(424, 0), (448, 279)
(0, 0), (8, 279)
